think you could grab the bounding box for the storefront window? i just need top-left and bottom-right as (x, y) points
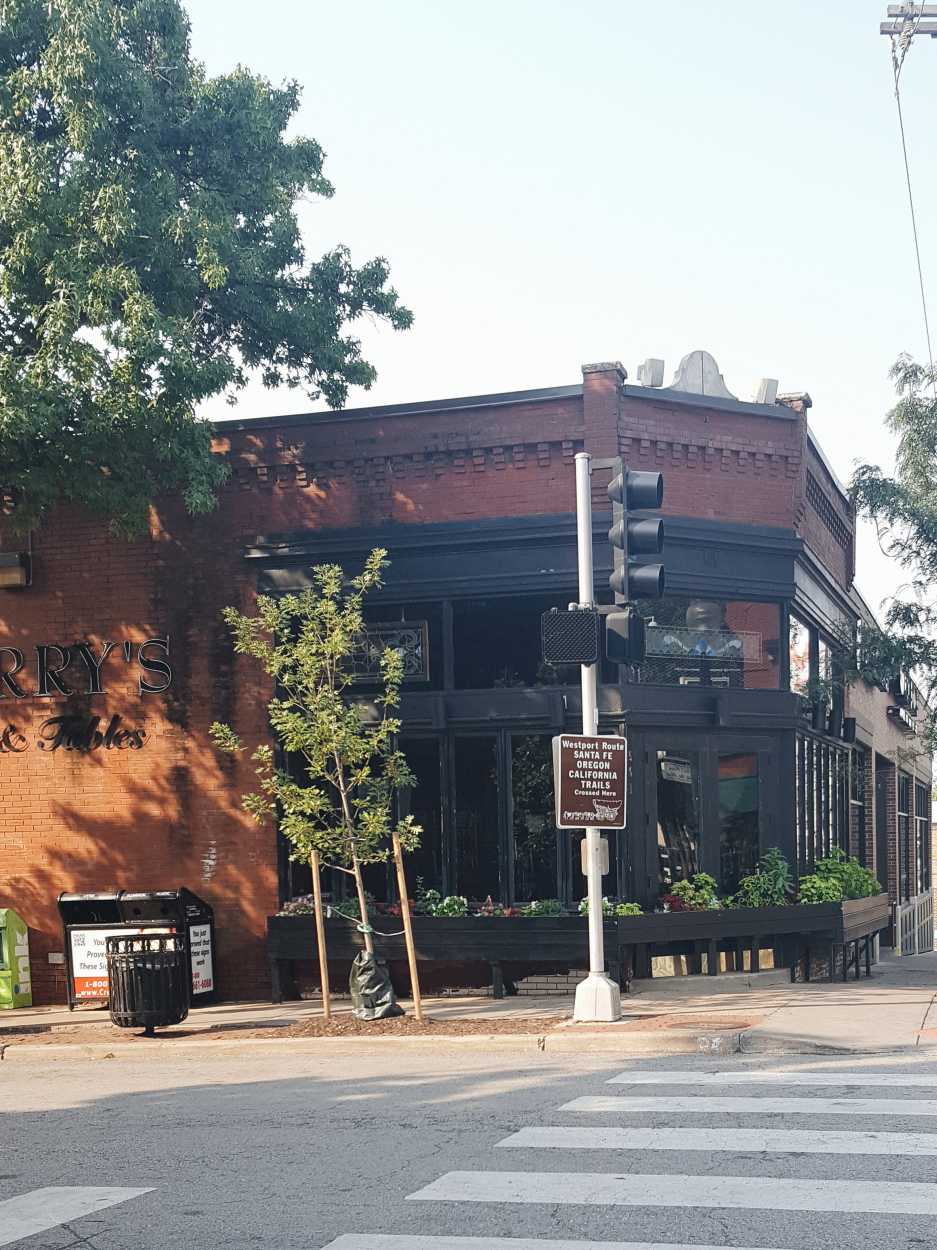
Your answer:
(789, 614), (811, 696)
(454, 735), (501, 900)
(718, 753), (760, 895)
(850, 748), (868, 866)
(453, 594), (581, 689)
(795, 734), (849, 872)
(657, 750), (702, 894)
(400, 737), (444, 894)
(510, 735), (559, 902)
(640, 598), (780, 689)
(898, 773), (912, 902)
(916, 782), (931, 896)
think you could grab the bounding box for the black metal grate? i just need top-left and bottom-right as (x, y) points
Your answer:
(541, 608), (600, 665)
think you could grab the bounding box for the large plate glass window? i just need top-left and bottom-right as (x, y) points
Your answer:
(510, 735), (560, 903)
(640, 598), (781, 689)
(718, 753), (760, 894)
(915, 781), (932, 895)
(898, 773), (912, 902)
(656, 750), (702, 895)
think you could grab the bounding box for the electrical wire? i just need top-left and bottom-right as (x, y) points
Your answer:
(889, 14), (937, 398)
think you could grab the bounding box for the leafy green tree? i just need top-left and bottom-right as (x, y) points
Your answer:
(852, 356), (937, 734)
(0, 0), (411, 534)
(210, 548), (421, 956)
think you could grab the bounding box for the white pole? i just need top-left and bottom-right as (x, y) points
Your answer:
(572, 451), (622, 1023)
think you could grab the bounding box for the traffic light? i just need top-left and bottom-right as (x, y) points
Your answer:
(605, 606), (646, 665)
(607, 466), (664, 601)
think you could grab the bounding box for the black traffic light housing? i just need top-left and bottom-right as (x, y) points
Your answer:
(607, 464), (665, 601)
(605, 606), (646, 665)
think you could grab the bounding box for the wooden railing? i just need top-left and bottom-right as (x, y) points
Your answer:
(896, 889), (935, 956)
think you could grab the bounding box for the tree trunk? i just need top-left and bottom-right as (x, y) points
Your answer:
(310, 849), (331, 1022)
(392, 830), (423, 1020)
(350, 852), (375, 955)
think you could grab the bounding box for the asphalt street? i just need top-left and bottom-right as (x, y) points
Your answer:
(6, 1045), (937, 1248)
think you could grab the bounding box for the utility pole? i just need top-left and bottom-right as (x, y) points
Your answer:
(571, 451), (622, 1023)
(880, 5), (937, 39)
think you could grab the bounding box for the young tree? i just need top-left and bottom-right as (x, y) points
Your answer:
(209, 548), (424, 1014)
(852, 355), (937, 738)
(0, 0), (411, 535)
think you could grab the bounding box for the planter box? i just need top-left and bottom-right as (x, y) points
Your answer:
(266, 913), (618, 1002)
(266, 895), (892, 1000)
(615, 894), (891, 981)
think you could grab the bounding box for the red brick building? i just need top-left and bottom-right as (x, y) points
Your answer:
(1, 350), (931, 1005)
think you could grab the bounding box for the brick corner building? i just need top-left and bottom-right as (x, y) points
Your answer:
(0, 349), (932, 1005)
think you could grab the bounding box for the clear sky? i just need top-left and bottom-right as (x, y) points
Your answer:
(186, 0), (937, 614)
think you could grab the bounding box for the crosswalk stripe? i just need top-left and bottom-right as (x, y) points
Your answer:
(407, 1170), (937, 1214)
(607, 1070), (937, 1088)
(322, 1237), (787, 1249)
(561, 1095), (937, 1116)
(0, 1187), (152, 1247)
(496, 1125), (937, 1154)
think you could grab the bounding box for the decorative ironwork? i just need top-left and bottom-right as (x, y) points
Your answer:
(351, 621), (430, 683)
(806, 471), (851, 550)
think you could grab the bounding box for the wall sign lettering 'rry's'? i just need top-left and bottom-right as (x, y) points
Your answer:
(0, 635), (173, 755)
(0, 636), (172, 698)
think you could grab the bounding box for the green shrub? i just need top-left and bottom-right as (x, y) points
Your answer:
(798, 873), (844, 904)
(433, 894), (469, 917)
(667, 873), (721, 911)
(520, 898), (564, 917)
(813, 848), (881, 899)
(579, 897), (642, 917)
(413, 881), (442, 915)
(733, 848), (793, 909)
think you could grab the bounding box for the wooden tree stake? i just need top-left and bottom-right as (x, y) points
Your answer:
(310, 849), (331, 1022)
(392, 830), (424, 1021)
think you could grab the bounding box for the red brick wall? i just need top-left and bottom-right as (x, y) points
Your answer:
(617, 394), (803, 528)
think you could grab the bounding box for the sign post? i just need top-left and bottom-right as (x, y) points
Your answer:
(566, 451), (623, 1022)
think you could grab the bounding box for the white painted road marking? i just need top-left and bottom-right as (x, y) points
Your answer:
(323, 1238), (788, 1250)
(561, 1095), (937, 1116)
(607, 1070), (937, 1088)
(407, 1170), (937, 1214)
(496, 1125), (937, 1155)
(0, 1187), (152, 1247)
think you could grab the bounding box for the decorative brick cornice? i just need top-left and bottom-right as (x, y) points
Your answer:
(226, 438), (583, 492)
(619, 434), (801, 477)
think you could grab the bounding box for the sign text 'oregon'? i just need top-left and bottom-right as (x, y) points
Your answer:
(552, 733), (627, 830)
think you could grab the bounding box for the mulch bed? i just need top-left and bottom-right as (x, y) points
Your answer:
(0, 1010), (761, 1046)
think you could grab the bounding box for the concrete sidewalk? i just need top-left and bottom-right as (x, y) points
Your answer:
(3, 949), (935, 1054)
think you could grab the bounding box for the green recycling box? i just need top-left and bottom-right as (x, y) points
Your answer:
(0, 908), (31, 1008)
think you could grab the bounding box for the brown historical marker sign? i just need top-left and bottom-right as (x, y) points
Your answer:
(552, 733), (627, 829)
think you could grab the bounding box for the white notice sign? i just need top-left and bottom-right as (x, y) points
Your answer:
(68, 927), (170, 1000)
(189, 923), (214, 995)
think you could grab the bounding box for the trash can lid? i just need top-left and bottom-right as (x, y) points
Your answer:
(57, 892), (123, 924)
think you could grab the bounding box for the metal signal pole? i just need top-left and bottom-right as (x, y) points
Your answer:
(572, 451), (622, 1023)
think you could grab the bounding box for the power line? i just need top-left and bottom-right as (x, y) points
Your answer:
(882, 5), (937, 398)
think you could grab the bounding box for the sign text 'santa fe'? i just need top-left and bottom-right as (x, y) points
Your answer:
(552, 733), (627, 830)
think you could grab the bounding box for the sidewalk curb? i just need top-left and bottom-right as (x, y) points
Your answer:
(5, 1026), (915, 1060)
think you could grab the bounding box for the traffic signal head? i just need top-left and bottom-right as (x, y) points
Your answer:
(607, 466), (665, 600)
(606, 607), (646, 665)
(607, 469), (663, 510)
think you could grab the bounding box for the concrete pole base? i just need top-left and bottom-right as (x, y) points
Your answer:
(573, 972), (622, 1022)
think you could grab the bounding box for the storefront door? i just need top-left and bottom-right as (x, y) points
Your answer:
(643, 733), (777, 907)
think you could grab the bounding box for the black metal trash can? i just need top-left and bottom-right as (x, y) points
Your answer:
(106, 934), (189, 1035)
